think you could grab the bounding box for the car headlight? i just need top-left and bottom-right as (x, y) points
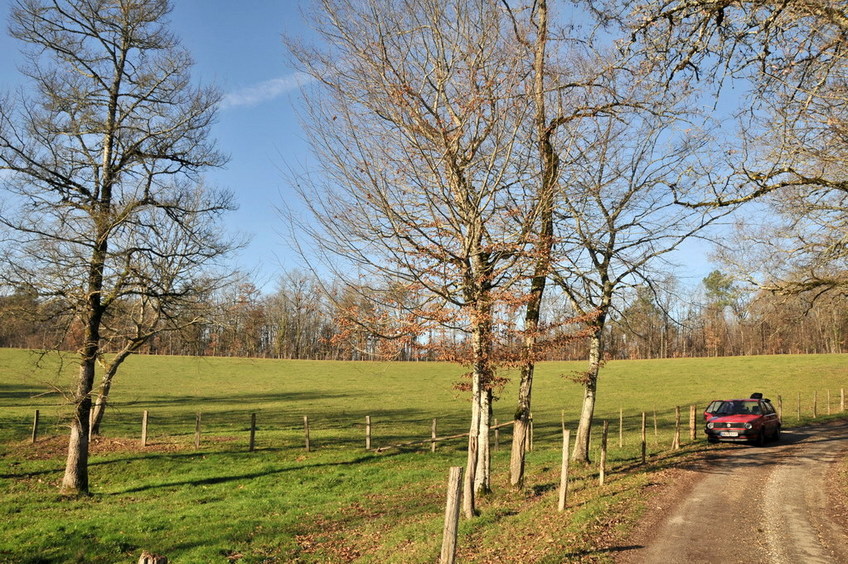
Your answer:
(706, 422), (714, 429)
(744, 423), (752, 429)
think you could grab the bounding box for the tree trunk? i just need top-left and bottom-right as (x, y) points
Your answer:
(571, 327), (603, 463)
(509, 0), (555, 488)
(61, 350), (97, 495)
(474, 388), (492, 495)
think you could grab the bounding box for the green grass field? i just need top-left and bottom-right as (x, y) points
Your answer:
(1, 350), (846, 562)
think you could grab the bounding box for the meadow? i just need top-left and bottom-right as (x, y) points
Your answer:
(0, 349), (846, 562)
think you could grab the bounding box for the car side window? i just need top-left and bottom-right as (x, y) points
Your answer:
(762, 402), (775, 415)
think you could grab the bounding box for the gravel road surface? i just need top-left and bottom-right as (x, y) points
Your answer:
(617, 419), (848, 564)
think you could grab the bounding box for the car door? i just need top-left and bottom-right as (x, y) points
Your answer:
(760, 400), (778, 434)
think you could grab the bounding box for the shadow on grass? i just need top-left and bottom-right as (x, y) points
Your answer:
(110, 451), (399, 495)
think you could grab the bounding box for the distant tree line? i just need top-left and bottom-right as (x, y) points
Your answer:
(3, 268), (844, 360)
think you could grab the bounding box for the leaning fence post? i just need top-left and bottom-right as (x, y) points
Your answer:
(249, 413), (257, 452)
(141, 410), (149, 447)
(672, 406), (680, 450)
(599, 420), (609, 486)
(31, 409), (40, 444)
(303, 415), (311, 452)
(641, 412), (647, 464)
(813, 390), (818, 418)
(440, 466), (464, 564)
(365, 415), (371, 450)
(689, 404), (697, 441)
(431, 418), (437, 453)
(558, 428), (571, 512)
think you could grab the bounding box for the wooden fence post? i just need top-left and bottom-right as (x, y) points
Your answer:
(827, 390), (831, 415)
(493, 418), (499, 451)
(365, 415), (371, 450)
(797, 392), (801, 421)
(599, 420), (609, 486)
(672, 406), (680, 450)
(527, 412), (534, 453)
(194, 412), (201, 449)
(689, 405), (697, 441)
(777, 395), (783, 422)
(31, 409), (39, 444)
(141, 410), (149, 447)
(813, 390), (818, 418)
(431, 419), (437, 453)
(440, 466), (464, 564)
(842, 388), (845, 413)
(303, 415), (311, 452)
(641, 412), (647, 464)
(558, 428), (570, 512)
(249, 413), (257, 452)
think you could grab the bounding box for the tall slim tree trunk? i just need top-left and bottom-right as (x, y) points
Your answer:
(474, 387), (493, 495)
(510, 0), (556, 488)
(571, 326), (604, 463)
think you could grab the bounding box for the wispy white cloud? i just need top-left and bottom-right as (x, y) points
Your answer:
(220, 72), (313, 110)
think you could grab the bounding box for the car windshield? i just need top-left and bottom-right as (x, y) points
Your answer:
(716, 401), (757, 415)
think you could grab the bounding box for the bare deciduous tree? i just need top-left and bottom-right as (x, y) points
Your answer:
(624, 0), (848, 296)
(550, 96), (726, 463)
(287, 0), (539, 516)
(0, 0), (235, 495)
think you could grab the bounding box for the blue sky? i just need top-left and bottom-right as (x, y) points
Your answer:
(0, 0), (312, 290)
(0, 0), (719, 293)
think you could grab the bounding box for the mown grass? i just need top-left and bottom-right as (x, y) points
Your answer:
(0, 349), (846, 562)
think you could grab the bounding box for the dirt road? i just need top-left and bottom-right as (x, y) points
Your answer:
(617, 419), (848, 564)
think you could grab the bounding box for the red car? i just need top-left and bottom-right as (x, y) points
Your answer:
(704, 393), (781, 446)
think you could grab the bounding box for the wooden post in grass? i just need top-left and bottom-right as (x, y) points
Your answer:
(777, 395), (783, 422)
(31, 409), (39, 444)
(141, 410), (149, 447)
(842, 388), (845, 413)
(641, 412), (647, 464)
(249, 413), (257, 452)
(797, 392), (801, 421)
(493, 418), (499, 451)
(689, 405), (697, 441)
(527, 412), (534, 452)
(813, 391), (818, 418)
(827, 390), (831, 415)
(558, 428), (570, 511)
(440, 466), (463, 564)
(365, 416), (372, 450)
(431, 419), (437, 453)
(194, 413), (201, 449)
(672, 406), (680, 450)
(304, 416), (311, 452)
(599, 420), (609, 486)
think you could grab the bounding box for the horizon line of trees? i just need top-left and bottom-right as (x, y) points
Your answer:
(3, 268), (844, 361)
